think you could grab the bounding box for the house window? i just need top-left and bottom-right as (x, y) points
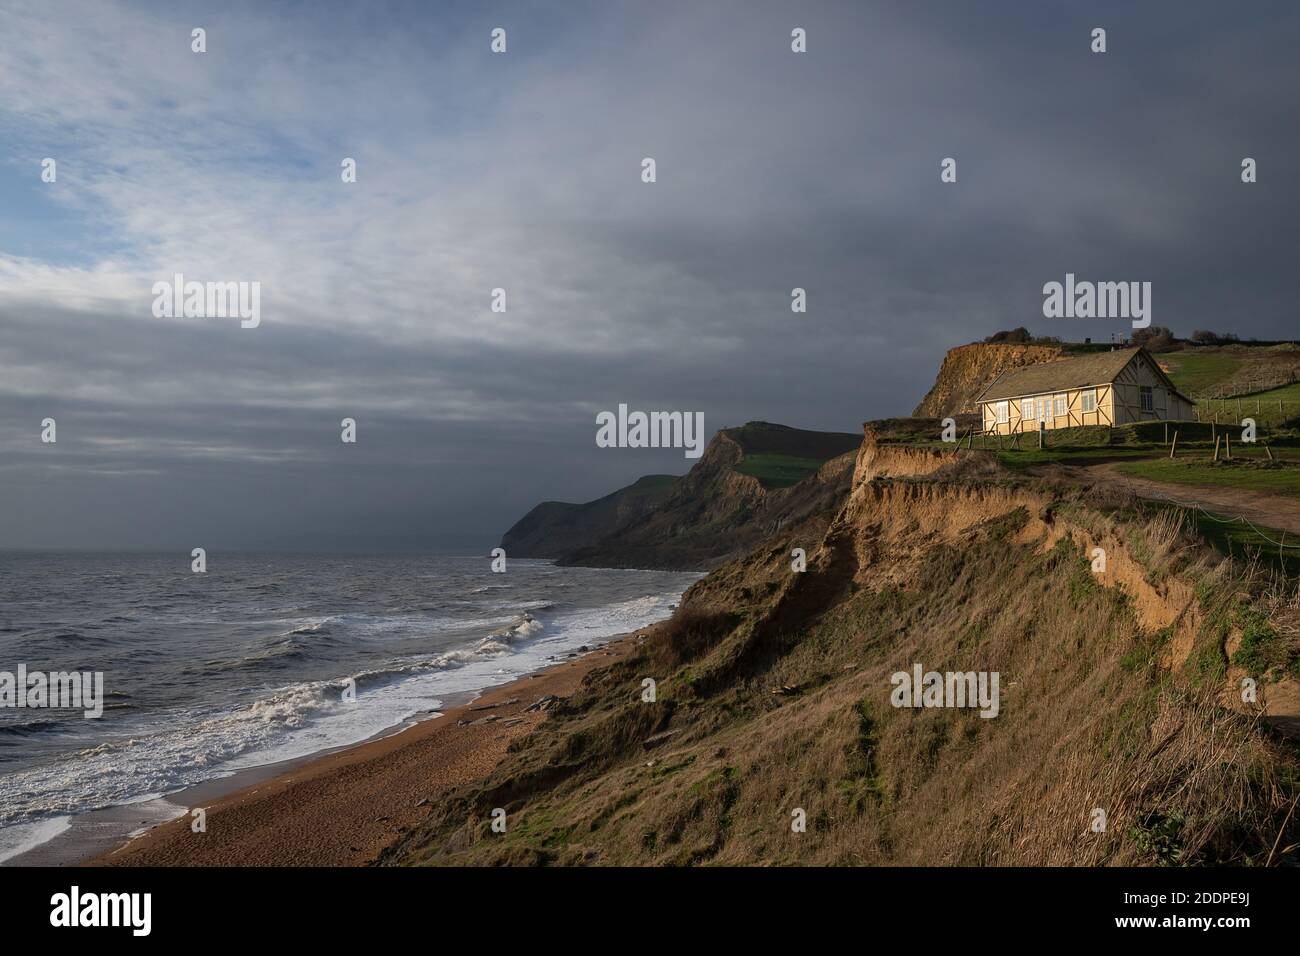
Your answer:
(1140, 386), (1153, 412)
(1081, 389), (1097, 412)
(1052, 395), (1066, 417)
(1021, 398), (1035, 420)
(994, 401), (1009, 424)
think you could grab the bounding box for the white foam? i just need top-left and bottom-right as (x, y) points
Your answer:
(0, 586), (694, 840)
(0, 815), (71, 864)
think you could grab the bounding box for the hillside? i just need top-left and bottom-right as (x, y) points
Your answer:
(500, 474), (677, 559)
(1158, 344), (1300, 399)
(501, 422), (863, 570)
(388, 428), (1300, 866)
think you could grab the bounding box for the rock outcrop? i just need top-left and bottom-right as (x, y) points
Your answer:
(912, 343), (1067, 418)
(501, 422), (862, 570)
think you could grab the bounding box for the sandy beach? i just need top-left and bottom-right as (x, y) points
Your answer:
(86, 634), (641, 867)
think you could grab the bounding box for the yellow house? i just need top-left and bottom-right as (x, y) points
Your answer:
(976, 347), (1196, 435)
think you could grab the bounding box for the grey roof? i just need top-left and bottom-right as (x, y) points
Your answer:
(976, 347), (1192, 403)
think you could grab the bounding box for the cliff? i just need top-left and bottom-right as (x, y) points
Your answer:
(500, 474), (677, 559)
(501, 422), (863, 570)
(392, 426), (1300, 866)
(912, 342), (1067, 417)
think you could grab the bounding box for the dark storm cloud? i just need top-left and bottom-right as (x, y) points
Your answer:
(1, 0), (1297, 550)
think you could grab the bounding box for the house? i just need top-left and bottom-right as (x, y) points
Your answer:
(975, 347), (1196, 435)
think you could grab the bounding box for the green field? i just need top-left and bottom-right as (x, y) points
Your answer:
(733, 453), (831, 488)
(1194, 383), (1300, 428)
(1117, 457), (1300, 495)
(1158, 352), (1243, 395)
(724, 421), (862, 489)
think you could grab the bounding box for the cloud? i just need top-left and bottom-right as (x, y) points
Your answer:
(1, 0), (1297, 549)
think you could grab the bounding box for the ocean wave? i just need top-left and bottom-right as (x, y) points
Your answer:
(0, 717), (68, 738)
(0, 563), (697, 845)
(283, 616), (337, 636)
(489, 612), (544, 643)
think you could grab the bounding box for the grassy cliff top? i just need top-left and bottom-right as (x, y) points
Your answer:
(723, 422), (862, 488)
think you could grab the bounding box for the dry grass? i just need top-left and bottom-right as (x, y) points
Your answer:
(386, 470), (1300, 868)
(647, 607), (739, 671)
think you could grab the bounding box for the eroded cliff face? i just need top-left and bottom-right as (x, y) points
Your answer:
(393, 423), (1299, 868)
(827, 429), (1199, 640)
(912, 342), (1067, 418)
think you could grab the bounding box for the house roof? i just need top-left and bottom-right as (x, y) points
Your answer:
(976, 347), (1193, 404)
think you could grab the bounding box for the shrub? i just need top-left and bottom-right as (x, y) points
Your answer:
(651, 608), (738, 669)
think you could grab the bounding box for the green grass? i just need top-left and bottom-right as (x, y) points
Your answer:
(1116, 457), (1300, 495)
(1195, 384), (1300, 428)
(1184, 510), (1300, 577)
(935, 419), (1300, 470)
(733, 453), (830, 488)
(994, 446), (1156, 471)
(1252, 382), (1300, 402)
(1230, 605), (1300, 679)
(1159, 352), (1243, 395)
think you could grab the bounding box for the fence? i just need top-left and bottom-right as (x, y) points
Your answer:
(1194, 396), (1299, 425)
(1192, 369), (1298, 402)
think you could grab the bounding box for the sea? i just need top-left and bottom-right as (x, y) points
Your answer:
(0, 551), (699, 863)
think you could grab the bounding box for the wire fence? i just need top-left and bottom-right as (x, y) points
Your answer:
(1194, 396), (1299, 424)
(1093, 468), (1300, 557)
(1192, 371), (1299, 402)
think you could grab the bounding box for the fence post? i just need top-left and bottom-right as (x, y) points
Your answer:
(1169, 430), (1178, 459)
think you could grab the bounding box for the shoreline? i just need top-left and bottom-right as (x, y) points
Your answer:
(3, 688), (482, 868)
(67, 630), (645, 867)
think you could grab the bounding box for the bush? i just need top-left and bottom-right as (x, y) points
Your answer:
(1191, 330), (1239, 346)
(1132, 326), (1176, 351)
(651, 608), (738, 669)
(984, 327), (1032, 344)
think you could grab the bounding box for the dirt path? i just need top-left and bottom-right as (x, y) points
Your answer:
(1059, 461), (1300, 538)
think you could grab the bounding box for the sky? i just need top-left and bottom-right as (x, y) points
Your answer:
(1, 0), (1297, 552)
